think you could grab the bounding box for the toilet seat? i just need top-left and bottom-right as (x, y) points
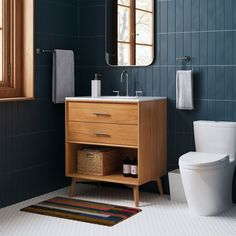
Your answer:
(179, 152), (229, 170)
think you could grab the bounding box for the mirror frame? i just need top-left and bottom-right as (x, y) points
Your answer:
(105, 0), (155, 67)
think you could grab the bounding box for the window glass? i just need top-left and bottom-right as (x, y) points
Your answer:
(0, 0), (2, 82)
(0, 31), (2, 82)
(118, 0), (130, 6)
(136, 45), (153, 66)
(118, 43), (130, 66)
(136, 10), (153, 45)
(0, 0), (2, 27)
(136, 0), (153, 12)
(118, 6), (130, 42)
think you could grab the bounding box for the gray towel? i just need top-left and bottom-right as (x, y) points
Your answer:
(52, 49), (75, 104)
(176, 70), (194, 110)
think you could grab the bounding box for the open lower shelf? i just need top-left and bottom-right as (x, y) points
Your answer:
(68, 172), (139, 186)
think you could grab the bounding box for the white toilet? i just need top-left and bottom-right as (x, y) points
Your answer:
(179, 121), (236, 216)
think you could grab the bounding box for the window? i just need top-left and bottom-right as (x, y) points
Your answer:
(0, 0), (34, 100)
(117, 0), (154, 66)
(0, 1), (2, 82)
(0, 0), (9, 84)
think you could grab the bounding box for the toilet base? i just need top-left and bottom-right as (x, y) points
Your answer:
(180, 163), (235, 216)
(188, 203), (233, 216)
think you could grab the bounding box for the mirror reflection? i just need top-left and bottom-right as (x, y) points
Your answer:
(106, 0), (154, 67)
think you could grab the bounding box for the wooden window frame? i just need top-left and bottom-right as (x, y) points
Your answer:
(117, 0), (154, 65)
(0, 0), (34, 100)
(0, 0), (10, 87)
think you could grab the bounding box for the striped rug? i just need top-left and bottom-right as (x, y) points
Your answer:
(21, 197), (141, 226)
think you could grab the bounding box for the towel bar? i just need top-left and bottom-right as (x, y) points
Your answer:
(176, 56), (191, 62)
(36, 48), (77, 55)
(36, 48), (54, 54)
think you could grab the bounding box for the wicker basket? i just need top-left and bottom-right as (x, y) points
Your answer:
(77, 147), (121, 176)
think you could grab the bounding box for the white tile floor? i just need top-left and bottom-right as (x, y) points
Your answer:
(0, 184), (236, 236)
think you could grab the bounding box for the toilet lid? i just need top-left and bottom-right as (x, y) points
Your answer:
(194, 120), (236, 128)
(179, 152), (229, 168)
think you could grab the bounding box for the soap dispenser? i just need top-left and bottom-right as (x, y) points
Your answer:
(91, 73), (101, 97)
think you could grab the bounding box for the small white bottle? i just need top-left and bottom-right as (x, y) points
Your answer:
(91, 73), (101, 97)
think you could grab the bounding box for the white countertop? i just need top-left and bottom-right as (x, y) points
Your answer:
(65, 96), (167, 103)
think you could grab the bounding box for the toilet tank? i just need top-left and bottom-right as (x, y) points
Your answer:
(194, 121), (236, 161)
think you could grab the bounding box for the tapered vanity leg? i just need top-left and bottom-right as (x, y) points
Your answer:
(157, 177), (164, 195)
(69, 178), (77, 197)
(133, 186), (139, 207)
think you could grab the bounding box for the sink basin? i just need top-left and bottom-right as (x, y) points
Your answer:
(66, 96), (167, 103)
(100, 96), (138, 99)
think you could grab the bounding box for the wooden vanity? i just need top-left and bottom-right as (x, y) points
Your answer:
(65, 97), (167, 207)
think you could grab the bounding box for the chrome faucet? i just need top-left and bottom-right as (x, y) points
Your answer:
(120, 70), (129, 96)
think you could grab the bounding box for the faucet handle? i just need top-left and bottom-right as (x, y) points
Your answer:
(135, 91), (143, 97)
(113, 91), (120, 96)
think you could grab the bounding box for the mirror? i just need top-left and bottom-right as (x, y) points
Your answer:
(105, 0), (154, 67)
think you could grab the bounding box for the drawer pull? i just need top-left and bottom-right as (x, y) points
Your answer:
(93, 112), (111, 117)
(93, 132), (111, 137)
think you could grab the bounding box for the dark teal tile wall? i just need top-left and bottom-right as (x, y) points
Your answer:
(0, 0), (78, 208)
(78, 0), (236, 201)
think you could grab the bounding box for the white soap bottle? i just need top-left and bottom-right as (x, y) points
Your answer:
(91, 73), (101, 97)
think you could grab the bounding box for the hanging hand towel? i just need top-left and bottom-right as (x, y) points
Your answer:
(52, 49), (75, 104)
(176, 70), (194, 110)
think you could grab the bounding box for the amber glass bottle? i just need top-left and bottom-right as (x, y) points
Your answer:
(123, 157), (131, 177)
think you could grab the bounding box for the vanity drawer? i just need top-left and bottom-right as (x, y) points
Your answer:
(68, 122), (138, 147)
(68, 102), (138, 125)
